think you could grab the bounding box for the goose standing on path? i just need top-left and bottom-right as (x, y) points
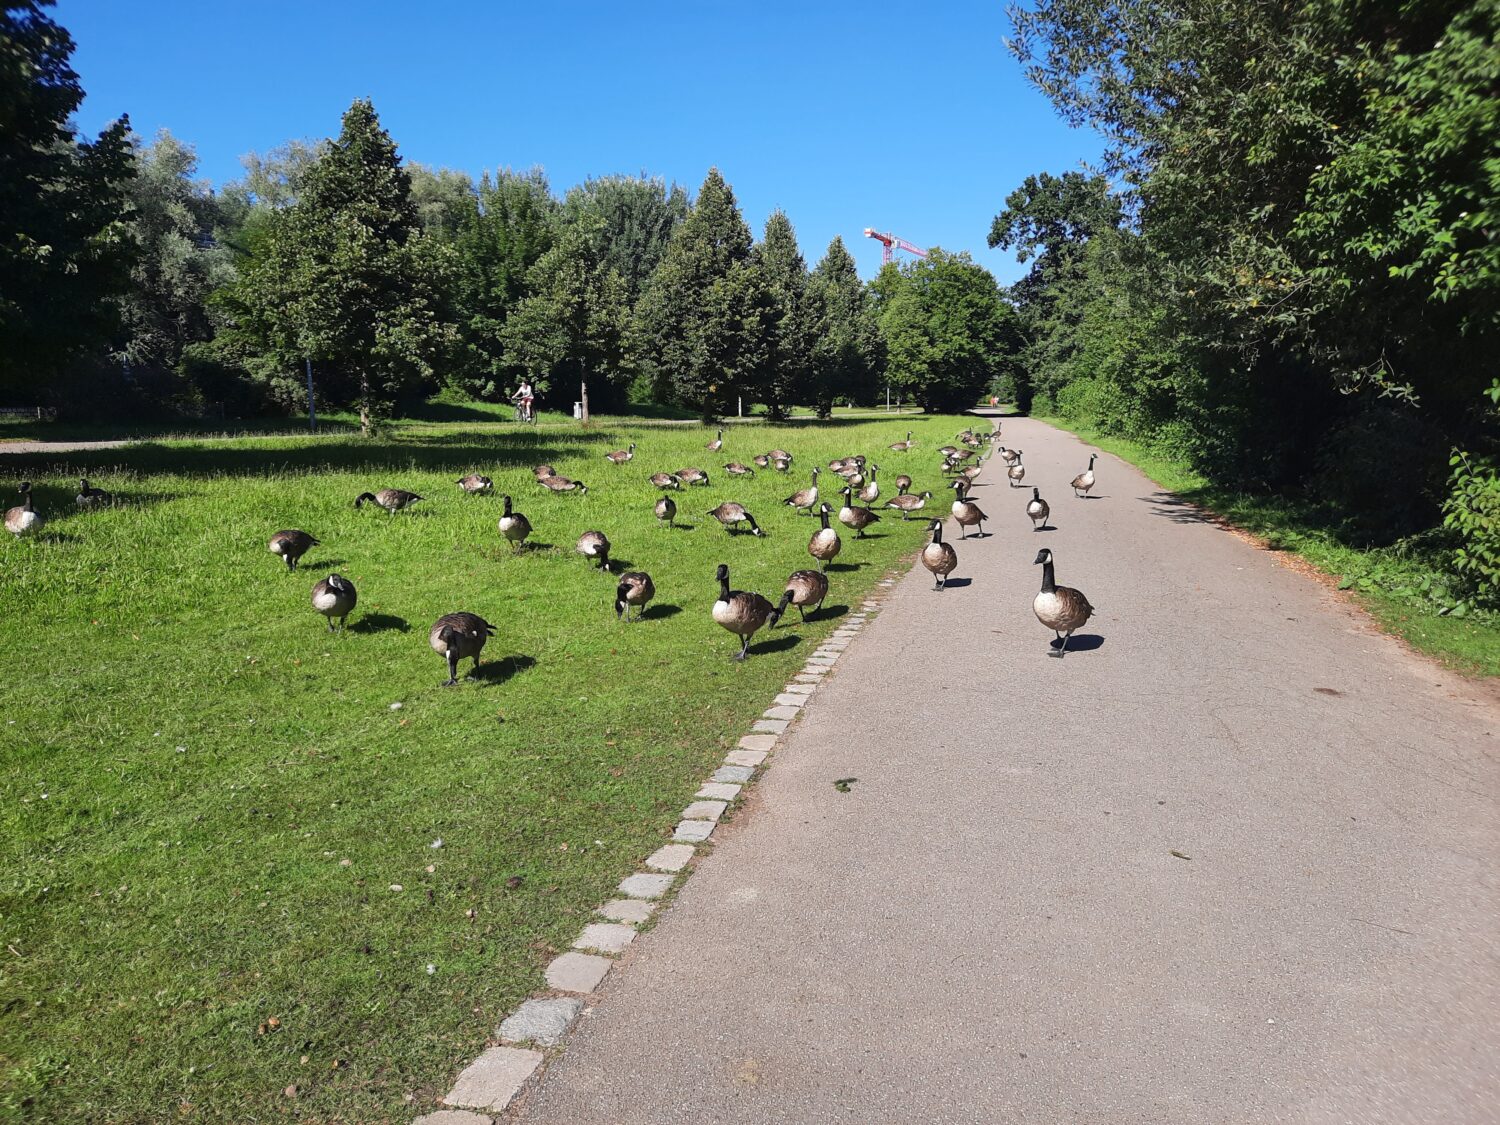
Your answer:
(605, 442), (637, 465)
(429, 612), (495, 685)
(1033, 548), (1094, 657)
(783, 467), (821, 514)
(355, 488), (424, 513)
(858, 464), (881, 504)
(5, 482), (43, 538)
(889, 430), (914, 452)
(837, 487), (881, 539)
(456, 474), (493, 494)
(268, 529), (319, 570)
(711, 563), (776, 660)
(76, 478), (112, 507)
(772, 569), (829, 624)
(1026, 487), (1051, 531)
(884, 489), (932, 520)
(706, 502), (763, 536)
(1072, 454), (1098, 498)
(1007, 457), (1026, 488)
(614, 571), (655, 622)
(498, 495), (531, 550)
(576, 530), (612, 570)
(998, 446), (1021, 466)
(706, 430), (724, 452)
(808, 503), (841, 571)
(538, 474), (588, 494)
(311, 574), (357, 630)
(949, 480), (988, 539)
(921, 520), (958, 590)
(655, 495), (677, 528)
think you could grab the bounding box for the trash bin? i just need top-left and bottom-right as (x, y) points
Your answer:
(573, 402), (583, 419)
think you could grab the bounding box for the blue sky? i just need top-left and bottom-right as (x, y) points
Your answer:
(59, 1), (1099, 282)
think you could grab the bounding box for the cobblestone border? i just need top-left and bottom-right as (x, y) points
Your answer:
(412, 591), (892, 1123)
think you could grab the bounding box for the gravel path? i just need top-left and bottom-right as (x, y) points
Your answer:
(513, 415), (1499, 1124)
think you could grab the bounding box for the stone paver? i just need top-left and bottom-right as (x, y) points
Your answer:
(574, 923), (636, 954)
(414, 1111), (494, 1125)
(599, 898), (656, 924)
(646, 843), (695, 871)
(782, 684), (815, 696)
(497, 998), (583, 1046)
(673, 819), (715, 843)
(695, 781), (741, 801)
(724, 748), (766, 767)
(763, 705), (800, 721)
(617, 872), (672, 899)
(711, 765), (753, 784)
(751, 718), (789, 734)
(546, 952), (613, 994)
(443, 1045), (542, 1111)
(800, 665), (828, 676)
(794, 674), (824, 685)
(681, 800), (727, 821)
(737, 734), (777, 753)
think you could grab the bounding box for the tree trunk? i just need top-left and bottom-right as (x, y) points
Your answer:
(359, 372), (372, 436)
(580, 373), (590, 426)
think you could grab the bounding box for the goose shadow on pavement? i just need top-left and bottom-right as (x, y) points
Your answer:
(1049, 634), (1105, 653)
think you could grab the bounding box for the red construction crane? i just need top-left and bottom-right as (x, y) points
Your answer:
(864, 228), (929, 265)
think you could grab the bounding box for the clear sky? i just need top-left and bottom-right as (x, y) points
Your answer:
(58, 0), (1099, 282)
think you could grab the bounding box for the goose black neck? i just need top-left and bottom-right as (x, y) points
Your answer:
(819, 509), (830, 529)
(931, 523), (944, 544)
(1039, 560), (1056, 594)
(502, 496), (513, 516)
(718, 573), (731, 600)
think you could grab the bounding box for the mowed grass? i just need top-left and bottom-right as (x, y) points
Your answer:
(0, 415), (968, 1123)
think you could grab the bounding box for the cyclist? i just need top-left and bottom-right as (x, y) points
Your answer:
(511, 379), (535, 423)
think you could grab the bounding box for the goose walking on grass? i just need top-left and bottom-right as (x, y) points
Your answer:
(706, 502), (763, 536)
(655, 495), (677, 528)
(889, 430), (914, 452)
(1072, 454), (1098, 498)
(858, 464), (881, 504)
(772, 569), (829, 624)
(676, 467), (710, 487)
(752, 454), (771, 470)
(894, 473), (913, 493)
(706, 429), (724, 452)
(921, 520), (959, 590)
(783, 467), (821, 514)
(456, 474), (493, 494)
(837, 486), (881, 539)
(771, 456), (792, 473)
(576, 530), (611, 570)
(1027, 487), (1050, 531)
(429, 612), (495, 685)
(809, 503), (841, 570)
(76, 478), (112, 507)
(498, 495), (531, 549)
(538, 475), (588, 494)
(884, 489), (932, 520)
(711, 563), (776, 661)
(949, 480), (988, 539)
(614, 571), (655, 622)
(268, 529), (319, 571)
(767, 448), (793, 465)
(723, 461), (756, 478)
(5, 482), (43, 539)
(355, 488), (424, 513)
(650, 472), (682, 491)
(311, 574), (357, 631)
(604, 442), (637, 465)
(1033, 548), (1094, 658)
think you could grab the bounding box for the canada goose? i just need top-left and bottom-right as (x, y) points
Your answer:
(576, 530), (611, 570)
(1033, 548), (1094, 657)
(1007, 459), (1026, 488)
(604, 442), (637, 465)
(937, 445), (959, 458)
(766, 449), (793, 464)
(949, 480), (988, 539)
(655, 495), (677, 528)
(498, 495), (531, 549)
(614, 571), (655, 622)
(650, 472), (682, 491)
(538, 475), (588, 494)
(429, 612), (495, 685)
(706, 502), (763, 536)
(884, 490), (932, 519)
(772, 569), (829, 624)
(921, 519), (959, 590)
(858, 465), (880, 504)
(355, 488), (424, 513)
(532, 463), (557, 480)
(1027, 487), (1051, 531)
(706, 429), (724, 452)
(456, 474), (493, 494)
(1072, 454), (1098, 498)
(842, 469), (865, 489)
(958, 463), (984, 482)
(311, 573), (357, 630)
(76, 478), (112, 507)
(752, 454), (771, 470)
(828, 457), (852, 472)
(676, 467), (710, 487)
(5, 482), (43, 538)
(889, 430), (914, 452)
(894, 473), (913, 493)
(771, 457), (791, 473)
(998, 446), (1021, 466)
(268, 529), (319, 570)
(837, 486), (881, 538)
(783, 467), (821, 514)
(711, 563), (776, 660)
(724, 461), (756, 477)
(808, 503), (841, 570)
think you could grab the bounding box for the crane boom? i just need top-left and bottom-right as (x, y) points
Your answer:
(863, 227), (929, 264)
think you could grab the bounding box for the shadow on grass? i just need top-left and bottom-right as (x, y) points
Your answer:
(826, 562), (864, 573)
(301, 557), (347, 571)
(351, 613), (410, 634)
(471, 653), (538, 685)
(748, 634), (802, 656)
(640, 604), (682, 621)
(812, 603), (849, 621)
(1140, 491), (1211, 523)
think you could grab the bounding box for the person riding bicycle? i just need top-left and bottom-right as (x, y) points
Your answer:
(511, 379), (535, 422)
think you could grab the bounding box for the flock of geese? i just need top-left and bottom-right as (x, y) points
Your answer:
(4, 429), (1103, 678)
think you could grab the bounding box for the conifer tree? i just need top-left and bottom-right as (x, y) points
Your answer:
(807, 237), (884, 417)
(751, 211), (815, 419)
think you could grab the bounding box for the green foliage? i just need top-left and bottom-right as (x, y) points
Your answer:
(1444, 385), (1500, 609)
(750, 211), (815, 419)
(561, 175), (689, 305)
(807, 237), (884, 417)
(407, 163), (478, 239)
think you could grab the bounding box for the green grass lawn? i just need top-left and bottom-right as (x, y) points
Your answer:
(0, 415), (969, 1123)
(1038, 415), (1500, 677)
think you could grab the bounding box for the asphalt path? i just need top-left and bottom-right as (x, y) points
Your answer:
(514, 415), (1499, 1124)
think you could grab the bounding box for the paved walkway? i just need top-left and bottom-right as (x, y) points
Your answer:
(514, 416), (1499, 1124)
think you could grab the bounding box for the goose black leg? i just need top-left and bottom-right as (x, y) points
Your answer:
(733, 635), (750, 661)
(444, 649), (460, 685)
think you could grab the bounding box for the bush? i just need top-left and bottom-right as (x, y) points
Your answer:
(1309, 403), (1448, 544)
(1445, 449), (1500, 610)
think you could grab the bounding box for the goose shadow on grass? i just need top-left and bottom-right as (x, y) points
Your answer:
(301, 557), (347, 571)
(747, 634), (802, 657)
(825, 562), (864, 573)
(351, 613), (410, 634)
(811, 603), (850, 621)
(470, 653), (538, 685)
(639, 603), (682, 621)
(1049, 634), (1105, 653)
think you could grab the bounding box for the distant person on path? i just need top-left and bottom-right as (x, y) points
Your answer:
(512, 379), (535, 423)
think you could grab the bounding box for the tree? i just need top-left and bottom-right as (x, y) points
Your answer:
(749, 211), (816, 418)
(631, 167), (755, 416)
(0, 0), (134, 403)
(806, 237), (883, 417)
(223, 99), (453, 432)
(561, 175), (690, 306)
(408, 164), (477, 240)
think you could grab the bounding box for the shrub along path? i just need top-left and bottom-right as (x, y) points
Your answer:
(516, 414), (1499, 1124)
